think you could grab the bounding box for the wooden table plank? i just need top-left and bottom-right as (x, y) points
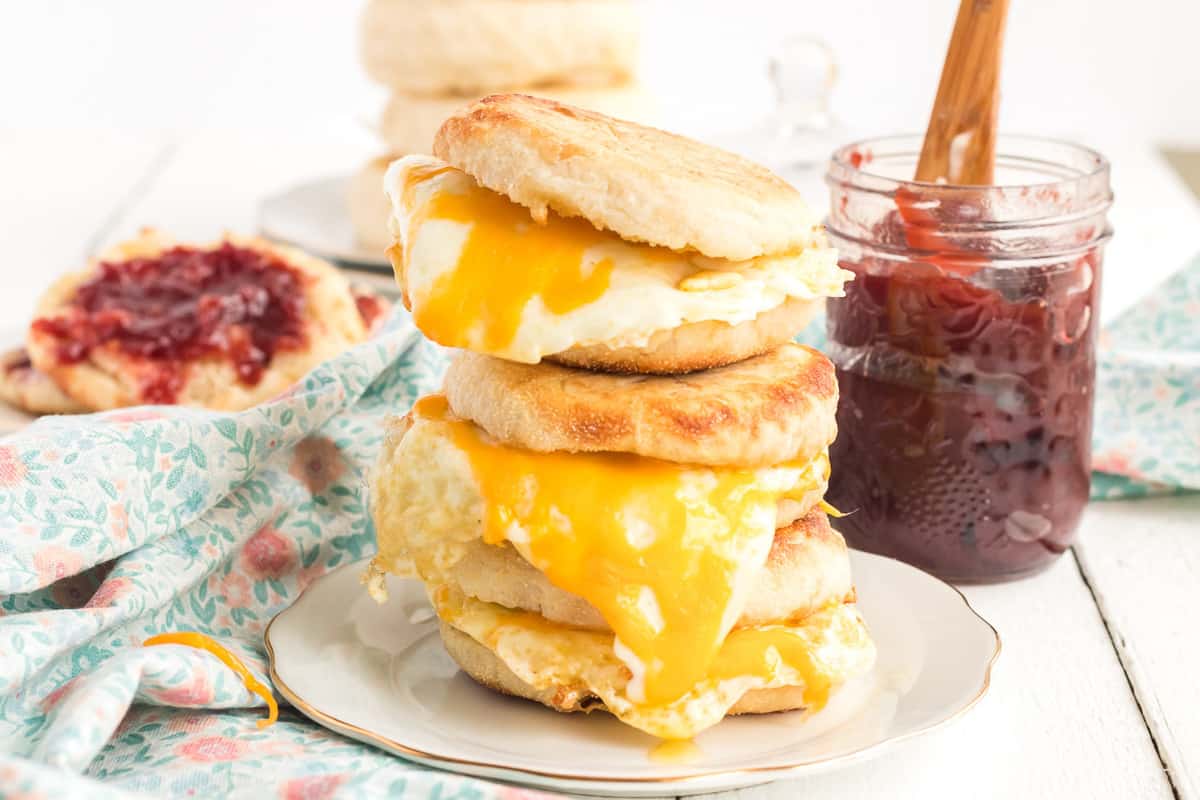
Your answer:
(705, 553), (1172, 800)
(1076, 496), (1200, 800)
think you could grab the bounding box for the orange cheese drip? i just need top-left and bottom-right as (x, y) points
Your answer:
(649, 738), (702, 764)
(401, 165), (615, 352)
(434, 586), (855, 729)
(710, 625), (834, 705)
(144, 632), (279, 729)
(818, 499), (846, 518)
(414, 395), (826, 710)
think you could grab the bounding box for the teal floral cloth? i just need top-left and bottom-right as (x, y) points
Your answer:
(0, 256), (1196, 799)
(0, 313), (553, 799)
(1090, 254), (1200, 497)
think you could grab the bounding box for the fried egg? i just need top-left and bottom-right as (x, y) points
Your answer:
(383, 155), (850, 363)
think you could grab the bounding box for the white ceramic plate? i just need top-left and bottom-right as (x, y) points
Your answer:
(265, 552), (999, 797)
(258, 176), (390, 270)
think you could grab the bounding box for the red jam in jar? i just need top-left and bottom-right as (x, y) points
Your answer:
(824, 136), (1112, 582)
(32, 243), (308, 403)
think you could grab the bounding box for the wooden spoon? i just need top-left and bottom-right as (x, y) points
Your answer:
(915, 0), (1010, 185)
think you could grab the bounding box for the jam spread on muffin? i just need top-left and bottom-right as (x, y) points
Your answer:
(32, 244), (308, 402)
(351, 288), (388, 332)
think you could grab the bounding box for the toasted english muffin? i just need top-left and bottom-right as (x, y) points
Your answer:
(444, 511), (853, 632)
(440, 622), (819, 717)
(442, 343), (838, 467)
(26, 230), (367, 412)
(547, 294), (819, 374)
(360, 0), (638, 95)
(434, 93), (823, 260)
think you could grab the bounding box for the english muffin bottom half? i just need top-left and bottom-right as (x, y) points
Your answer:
(383, 94), (850, 372)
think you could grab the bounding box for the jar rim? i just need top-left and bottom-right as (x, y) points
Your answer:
(824, 134), (1113, 259)
(828, 133), (1110, 193)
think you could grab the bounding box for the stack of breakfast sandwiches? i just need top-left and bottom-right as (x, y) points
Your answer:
(366, 94), (876, 741)
(349, 0), (653, 253)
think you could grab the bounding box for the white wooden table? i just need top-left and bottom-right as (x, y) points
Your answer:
(0, 129), (1197, 800)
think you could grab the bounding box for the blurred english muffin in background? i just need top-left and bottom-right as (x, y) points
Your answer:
(359, 0), (638, 94)
(442, 345), (840, 467)
(376, 83), (654, 156)
(351, 0), (653, 254)
(347, 155), (398, 254)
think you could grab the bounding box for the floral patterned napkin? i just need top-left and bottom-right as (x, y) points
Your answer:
(1089, 254), (1200, 497)
(0, 314), (553, 799)
(1, 255), (1196, 799)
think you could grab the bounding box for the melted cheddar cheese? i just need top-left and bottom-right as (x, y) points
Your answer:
(143, 632), (278, 728)
(398, 159), (616, 352)
(407, 395), (833, 719)
(383, 155), (851, 363)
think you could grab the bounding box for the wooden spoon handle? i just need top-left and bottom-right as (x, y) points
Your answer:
(915, 0), (1010, 185)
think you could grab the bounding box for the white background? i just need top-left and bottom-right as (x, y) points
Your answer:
(3, 0), (1198, 147)
(2, 0), (1198, 325)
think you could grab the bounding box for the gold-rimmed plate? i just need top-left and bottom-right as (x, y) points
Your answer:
(264, 552), (999, 797)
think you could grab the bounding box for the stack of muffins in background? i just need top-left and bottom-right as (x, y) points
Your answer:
(348, 0), (652, 253)
(365, 95), (875, 741)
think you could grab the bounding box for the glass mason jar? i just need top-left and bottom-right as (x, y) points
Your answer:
(823, 135), (1112, 583)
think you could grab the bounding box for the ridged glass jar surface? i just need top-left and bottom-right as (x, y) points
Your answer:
(824, 135), (1112, 582)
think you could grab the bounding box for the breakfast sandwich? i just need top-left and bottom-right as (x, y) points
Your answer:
(383, 94), (851, 374)
(368, 347), (873, 739)
(368, 94), (873, 741)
